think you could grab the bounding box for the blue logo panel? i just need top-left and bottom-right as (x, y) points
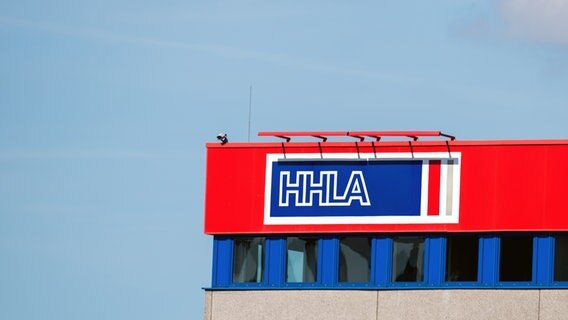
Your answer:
(270, 160), (423, 217)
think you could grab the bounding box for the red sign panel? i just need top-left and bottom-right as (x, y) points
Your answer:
(204, 139), (568, 234)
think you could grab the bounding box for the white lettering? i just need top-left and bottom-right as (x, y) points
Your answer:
(279, 171), (371, 207)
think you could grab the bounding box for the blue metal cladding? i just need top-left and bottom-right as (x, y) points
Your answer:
(426, 237), (444, 286)
(319, 237), (338, 287)
(535, 236), (553, 286)
(210, 233), (568, 290)
(266, 238), (285, 287)
(374, 237), (391, 287)
(269, 160), (423, 217)
(479, 236), (499, 287)
(212, 237), (232, 287)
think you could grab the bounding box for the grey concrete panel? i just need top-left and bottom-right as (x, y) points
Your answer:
(539, 290), (568, 320)
(205, 289), (568, 320)
(209, 290), (378, 320)
(203, 291), (212, 320)
(377, 290), (540, 320)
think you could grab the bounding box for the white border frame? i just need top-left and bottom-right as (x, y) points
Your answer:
(264, 152), (461, 225)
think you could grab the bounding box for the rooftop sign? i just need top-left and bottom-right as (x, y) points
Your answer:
(264, 153), (460, 225)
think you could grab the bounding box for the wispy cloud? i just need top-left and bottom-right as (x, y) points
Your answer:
(1, 15), (562, 112)
(0, 15), (421, 87)
(499, 0), (568, 45)
(118, 4), (308, 24)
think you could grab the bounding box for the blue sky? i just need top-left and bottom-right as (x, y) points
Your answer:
(1, 1), (567, 319)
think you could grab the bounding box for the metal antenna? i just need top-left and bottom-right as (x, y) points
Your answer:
(248, 85), (252, 142)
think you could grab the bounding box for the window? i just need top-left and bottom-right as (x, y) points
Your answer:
(446, 235), (479, 282)
(392, 236), (425, 282)
(339, 237), (371, 282)
(554, 235), (568, 281)
(232, 237), (264, 283)
(499, 235), (533, 282)
(286, 237), (318, 283)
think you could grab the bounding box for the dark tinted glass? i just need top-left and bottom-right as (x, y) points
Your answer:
(339, 237), (371, 282)
(554, 235), (568, 281)
(499, 235), (533, 282)
(392, 237), (425, 282)
(286, 237), (318, 283)
(446, 235), (479, 282)
(232, 238), (264, 283)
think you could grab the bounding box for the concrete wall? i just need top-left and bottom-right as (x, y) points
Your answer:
(204, 290), (568, 320)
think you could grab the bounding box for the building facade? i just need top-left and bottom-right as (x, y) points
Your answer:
(203, 131), (568, 320)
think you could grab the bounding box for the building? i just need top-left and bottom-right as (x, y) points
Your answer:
(203, 131), (568, 320)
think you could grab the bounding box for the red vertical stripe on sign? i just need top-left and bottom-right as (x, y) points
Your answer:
(427, 160), (441, 216)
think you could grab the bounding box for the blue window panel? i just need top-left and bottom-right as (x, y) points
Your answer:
(212, 237), (232, 287)
(320, 237), (338, 287)
(266, 237), (285, 287)
(479, 236), (498, 287)
(374, 237), (391, 287)
(426, 236), (444, 287)
(535, 236), (553, 286)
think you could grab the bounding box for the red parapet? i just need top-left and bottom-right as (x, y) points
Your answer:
(204, 138), (568, 234)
